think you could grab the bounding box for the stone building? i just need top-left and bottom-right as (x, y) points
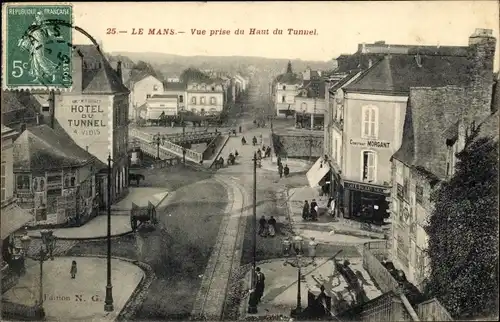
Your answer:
(294, 78), (327, 130)
(13, 125), (106, 227)
(128, 73), (164, 120)
(185, 80), (225, 115)
(272, 62), (302, 117)
(50, 44), (130, 205)
(326, 29), (494, 224)
(389, 29), (497, 289)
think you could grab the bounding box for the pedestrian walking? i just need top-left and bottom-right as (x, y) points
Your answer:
(259, 216), (267, 237)
(70, 260), (77, 279)
(252, 136), (257, 146)
(235, 150), (239, 158)
(284, 164), (290, 177)
(239, 125), (242, 133)
(277, 156), (282, 168)
(268, 216), (277, 237)
(310, 199), (319, 221)
(278, 163), (283, 178)
(302, 200), (310, 221)
(255, 267), (266, 303)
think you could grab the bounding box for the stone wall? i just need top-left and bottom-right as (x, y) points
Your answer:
(271, 133), (323, 158)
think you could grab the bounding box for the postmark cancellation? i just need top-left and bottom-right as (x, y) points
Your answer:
(3, 4), (73, 91)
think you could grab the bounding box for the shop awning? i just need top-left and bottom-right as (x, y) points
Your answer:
(306, 157), (331, 188)
(1, 203), (33, 239)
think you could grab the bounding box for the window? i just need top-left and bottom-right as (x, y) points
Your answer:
(153, 85), (159, 91)
(210, 97), (216, 105)
(362, 151), (376, 183)
(42, 104), (50, 112)
(179, 95), (184, 103)
(335, 138), (339, 161)
(200, 97), (206, 104)
(282, 96), (285, 103)
(211, 86), (215, 91)
(146, 94), (151, 99)
(416, 185), (423, 204)
(362, 105), (378, 138)
(191, 97), (197, 104)
(282, 85), (286, 90)
(16, 175), (30, 190)
(301, 102), (307, 112)
(1, 163), (5, 202)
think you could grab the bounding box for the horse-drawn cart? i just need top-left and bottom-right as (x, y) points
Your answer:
(130, 200), (158, 230)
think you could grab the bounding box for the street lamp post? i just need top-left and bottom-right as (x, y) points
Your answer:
(282, 235), (318, 318)
(105, 154), (114, 312)
(20, 229), (56, 319)
(247, 152), (258, 314)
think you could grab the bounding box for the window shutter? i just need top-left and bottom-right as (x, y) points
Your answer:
(370, 108), (377, 136)
(363, 108), (370, 136)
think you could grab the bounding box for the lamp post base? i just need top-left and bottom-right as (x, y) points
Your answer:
(247, 292), (258, 314)
(104, 285), (114, 312)
(290, 307), (302, 318)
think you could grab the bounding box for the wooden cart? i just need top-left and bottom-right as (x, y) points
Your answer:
(130, 200), (158, 230)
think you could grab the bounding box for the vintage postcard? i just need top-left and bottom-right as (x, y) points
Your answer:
(1, 1), (499, 321)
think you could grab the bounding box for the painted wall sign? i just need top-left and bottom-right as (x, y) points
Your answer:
(349, 138), (391, 149)
(59, 97), (108, 136)
(344, 181), (387, 195)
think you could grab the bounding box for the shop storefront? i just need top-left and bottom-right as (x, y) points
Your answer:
(342, 180), (390, 225)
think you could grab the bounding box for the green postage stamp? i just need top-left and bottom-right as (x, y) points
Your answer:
(4, 4), (73, 90)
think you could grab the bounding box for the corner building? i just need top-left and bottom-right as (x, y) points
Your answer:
(54, 45), (130, 206)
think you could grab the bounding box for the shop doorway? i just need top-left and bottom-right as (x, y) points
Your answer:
(350, 191), (388, 225)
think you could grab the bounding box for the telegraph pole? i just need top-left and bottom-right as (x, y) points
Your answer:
(248, 152), (258, 314)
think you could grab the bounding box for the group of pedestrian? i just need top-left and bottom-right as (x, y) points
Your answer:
(258, 215), (277, 237)
(277, 156), (290, 178)
(260, 145), (271, 158)
(302, 199), (319, 221)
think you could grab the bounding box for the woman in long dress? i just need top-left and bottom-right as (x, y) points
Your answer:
(18, 12), (59, 83)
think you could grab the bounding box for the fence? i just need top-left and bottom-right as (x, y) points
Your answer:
(417, 298), (454, 321)
(130, 129), (203, 163)
(362, 241), (399, 293)
(362, 241), (421, 321)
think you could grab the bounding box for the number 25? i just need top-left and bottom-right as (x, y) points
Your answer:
(12, 60), (28, 78)
(106, 28), (116, 35)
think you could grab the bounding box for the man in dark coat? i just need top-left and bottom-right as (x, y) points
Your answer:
(255, 267), (266, 303)
(284, 164), (290, 177)
(278, 163), (283, 178)
(310, 199), (318, 221)
(302, 200), (310, 221)
(258, 216), (267, 237)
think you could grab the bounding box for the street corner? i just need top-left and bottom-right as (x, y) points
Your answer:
(3, 256), (144, 321)
(27, 215), (133, 240)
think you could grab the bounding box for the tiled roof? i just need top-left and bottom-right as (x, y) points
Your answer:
(1, 91), (42, 127)
(392, 86), (487, 179)
(74, 45), (129, 94)
(297, 79), (326, 99)
(275, 72), (301, 85)
(162, 81), (186, 91)
(344, 54), (470, 95)
(329, 70), (362, 93)
(13, 124), (102, 172)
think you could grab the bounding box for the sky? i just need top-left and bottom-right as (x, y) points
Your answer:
(69, 1), (499, 67)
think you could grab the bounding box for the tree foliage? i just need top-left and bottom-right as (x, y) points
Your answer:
(132, 60), (159, 79)
(424, 128), (499, 319)
(286, 60), (293, 74)
(179, 68), (210, 84)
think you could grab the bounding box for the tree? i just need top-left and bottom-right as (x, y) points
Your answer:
(286, 60), (293, 74)
(180, 68), (210, 84)
(424, 128), (499, 319)
(131, 60), (159, 79)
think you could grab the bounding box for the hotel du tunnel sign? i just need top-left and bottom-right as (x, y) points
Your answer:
(57, 96), (108, 136)
(344, 181), (388, 195)
(349, 139), (390, 149)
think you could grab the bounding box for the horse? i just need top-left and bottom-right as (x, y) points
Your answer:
(128, 173), (145, 186)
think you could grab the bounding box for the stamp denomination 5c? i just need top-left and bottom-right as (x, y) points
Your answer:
(4, 4), (73, 90)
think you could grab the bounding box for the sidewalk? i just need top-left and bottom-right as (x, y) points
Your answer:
(27, 216), (132, 240)
(260, 158), (311, 174)
(241, 258), (382, 319)
(287, 186), (386, 244)
(3, 256), (144, 321)
(28, 187), (170, 240)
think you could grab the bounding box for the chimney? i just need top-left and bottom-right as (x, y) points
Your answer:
(48, 90), (55, 129)
(468, 28), (496, 118)
(72, 49), (83, 92)
(116, 61), (123, 82)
